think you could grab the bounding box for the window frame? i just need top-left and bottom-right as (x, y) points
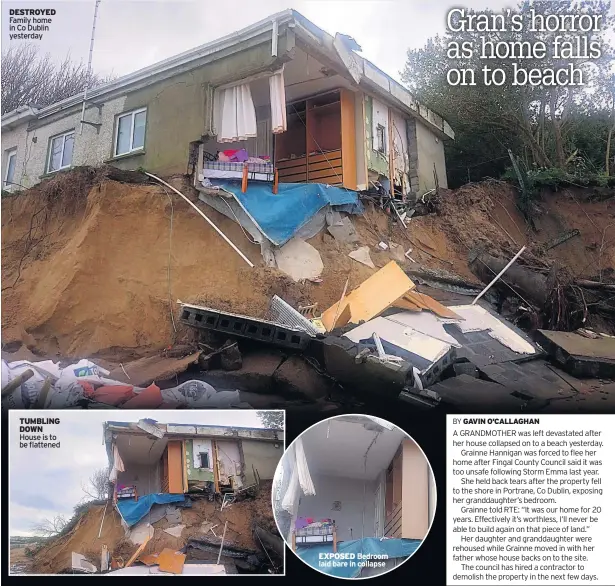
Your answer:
(46, 130), (75, 174)
(376, 124), (387, 154)
(4, 148), (17, 188)
(198, 451), (210, 469)
(114, 107), (147, 156)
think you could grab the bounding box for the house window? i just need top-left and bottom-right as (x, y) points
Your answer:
(4, 149), (17, 188)
(47, 131), (74, 173)
(376, 124), (386, 154)
(198, 452), (210, 469)
(115, 108), (146, 156)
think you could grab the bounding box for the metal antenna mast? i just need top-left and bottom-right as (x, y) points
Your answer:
(80, 0), (102, 135)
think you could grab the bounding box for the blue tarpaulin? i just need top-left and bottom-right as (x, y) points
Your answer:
(116, 494), (186, 527)
(296, 537), (422, 578)
(211, 180), (363, 246)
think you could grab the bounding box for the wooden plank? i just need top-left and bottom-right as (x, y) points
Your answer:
(340, 88), (357, 190)
(308, 159), (345, 172)
(278, 163), (307, 174)
(167, 441), (184, 494)
(310, 176), (342, 186)
(125, 535), (151, 568)
(308, 167), (344, 180)
(276, 156), (307, 170)
(280, 173), (308, 183)
(403, 291), (462, 319)
(181, 440), (188, 493)
(308, 150), (342, 164)
(278, 169), (307, 181)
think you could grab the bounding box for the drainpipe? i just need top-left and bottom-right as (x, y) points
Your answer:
(271, 19), (279, 57)
(80, 0), (101, 135)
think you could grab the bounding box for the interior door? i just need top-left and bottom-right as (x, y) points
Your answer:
(384, 447), (403, 537)
(167, 440), (184, 494)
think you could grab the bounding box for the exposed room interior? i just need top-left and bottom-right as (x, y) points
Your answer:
(276, 416), (435, 551)
(199, 47), (362, 190)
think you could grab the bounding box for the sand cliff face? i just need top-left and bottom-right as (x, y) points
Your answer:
(2, 171), (613, 359)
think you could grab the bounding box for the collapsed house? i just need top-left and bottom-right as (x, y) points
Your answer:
(101, 418), (284, 574)
(106, 419), (283, 516)
(273, 415), (435, 578)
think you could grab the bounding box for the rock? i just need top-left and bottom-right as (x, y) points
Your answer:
(221, 341), (242, 371)
(272, 355), (330, 400)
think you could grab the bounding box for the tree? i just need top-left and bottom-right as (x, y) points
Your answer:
(81, 468), (110, 501)
(402, 1), (615, 186)
(30, 515), (67, 538)
(1, 44), (115, 115)
(257, 411), (284, 430)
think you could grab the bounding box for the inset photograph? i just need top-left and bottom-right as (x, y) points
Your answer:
(9, 409), (285, 575)
(272, 415), (435, 578)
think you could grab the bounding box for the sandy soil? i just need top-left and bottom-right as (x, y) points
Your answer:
(29, 481), (277, 574)
(2, 175), (613, 359)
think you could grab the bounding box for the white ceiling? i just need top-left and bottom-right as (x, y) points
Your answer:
(248, 46), (354, 106)
(299, 417), (408, 480)
(115, 433), (168, 465)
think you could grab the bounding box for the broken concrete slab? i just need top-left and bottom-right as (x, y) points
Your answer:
(327, 216), (360, 243)
(166, 505), (182, 524)
(71, 552), (97, 573)
(478, 360), (577, 402)
(180, 304), (312, 350)
(108, 352), (201, 387)
(163, 524), (186, 538)
(274, 238), (323, 282)
(428, 374), (530, 411)
(535, 330), (615, 379)
(348, 246), (375, 268)
(448, 305), (537, 354)
(128, 521), (155, 545)
(319, 336), (411, 399)
(389, 243), (406, 263)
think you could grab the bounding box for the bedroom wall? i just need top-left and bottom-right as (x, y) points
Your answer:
(297, 474), (377, 542)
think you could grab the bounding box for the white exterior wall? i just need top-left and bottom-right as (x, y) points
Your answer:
(1, 96), (127, 190)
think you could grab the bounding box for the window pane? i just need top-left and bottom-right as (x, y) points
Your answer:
(116, 114), (132, 155)
(6, 152), (16, 185)
(132, 111), (146, 150)
(49, 136), (63, 172)
(61, 133), (74, 168)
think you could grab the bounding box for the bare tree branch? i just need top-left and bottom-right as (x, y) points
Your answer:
(1, 44), (115, 114)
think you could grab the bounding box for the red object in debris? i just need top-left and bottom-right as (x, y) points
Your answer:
(94, 385), (136, 406)
(121, 383), (163, 409)
(77, 381), (97, 397)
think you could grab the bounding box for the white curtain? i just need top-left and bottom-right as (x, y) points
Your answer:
(218, 83), (257, 143)
(269, 69), (287, 134)
(109, 444), (125, 483)
(294, 438), (316, 495)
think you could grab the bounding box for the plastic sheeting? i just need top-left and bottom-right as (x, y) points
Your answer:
(116, 493), (186, 527)
(296, 537), (422, 578)
(208, 180), (362, 246)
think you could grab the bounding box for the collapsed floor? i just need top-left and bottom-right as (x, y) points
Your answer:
(22, 480), (280, 575)
(1, 169), (614, 412)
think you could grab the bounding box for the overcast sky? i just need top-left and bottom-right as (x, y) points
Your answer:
(1, 0), (516, 84)
(9, 409), (267, 536)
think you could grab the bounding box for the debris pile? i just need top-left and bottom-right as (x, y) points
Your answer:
(26, 481), (282, 575)
(1, 170), (613, 412)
